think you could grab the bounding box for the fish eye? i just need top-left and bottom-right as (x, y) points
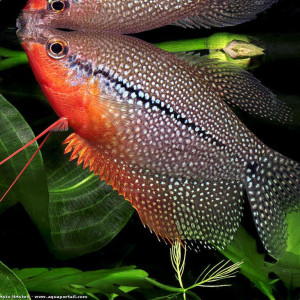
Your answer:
(48, 0), (69, 12)
(46, 38), (69, 59)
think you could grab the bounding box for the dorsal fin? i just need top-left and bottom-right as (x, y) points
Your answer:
(177, 55), (292, 124)
(174, 0), (277, 29)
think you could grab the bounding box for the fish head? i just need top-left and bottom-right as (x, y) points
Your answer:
(23, 0), (71, 14)
(18, 0), (168, 34)
(17, 0), (106, 33)
(17, 0), (75, 31)
(17, 25), (115, 143)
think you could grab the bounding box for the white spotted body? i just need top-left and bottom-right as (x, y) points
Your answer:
(18, 28), (300, 258)
(24, 0), (277, 34)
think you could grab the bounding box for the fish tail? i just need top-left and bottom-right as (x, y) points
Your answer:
(245, 149), (300, 258)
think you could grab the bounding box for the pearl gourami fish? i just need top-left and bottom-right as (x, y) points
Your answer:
(15, 16), (300, 258)
(21, 0), (277, 34)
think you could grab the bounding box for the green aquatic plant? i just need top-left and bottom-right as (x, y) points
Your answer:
(0, 27), (300, 300)
(170, 241), (242, 300)
(0, 47), (28, 71)
(0, 247), (241, 300)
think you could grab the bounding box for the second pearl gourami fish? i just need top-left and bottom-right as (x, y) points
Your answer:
(21, 0), (277, 34)
(15, 9), (300, 259)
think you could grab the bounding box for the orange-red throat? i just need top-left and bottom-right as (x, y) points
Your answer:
(24, 0), (47, 10)
(1, 30), (116, 202)
(21, 41), (116, 145)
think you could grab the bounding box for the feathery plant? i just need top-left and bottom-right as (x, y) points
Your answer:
(170, 241), (243, 299)
(170, 241), (187, 296)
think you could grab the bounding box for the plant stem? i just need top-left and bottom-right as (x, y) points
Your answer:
(155, 32), (250, 52)
(144, 277), (201, 300)
(0, 47), (27, 58)
(170, 241), (187, 300)
(0, 56), (29, 71)
(0, 47), (28, 71)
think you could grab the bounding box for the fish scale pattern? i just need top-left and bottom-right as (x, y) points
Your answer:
(176, 0), (277, 28)
(64, 133), (244, 250)
(246, 151), (300, 257)
(30, 0), (277, 34)
(65, 32), (258, 150)
(50, 31), (299, 257)
(18, 24), (300, 258)
(192, 60), (291, 123)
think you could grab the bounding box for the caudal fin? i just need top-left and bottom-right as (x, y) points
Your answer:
(245, 150), (300, 258)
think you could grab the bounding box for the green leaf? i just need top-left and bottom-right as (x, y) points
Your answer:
(266, 252), (300, 290)
(265, 212), (300, 289)
(221, 213), (300, 295)
(0, 47), (28, 71)
(43, 135), (134, 259)
(286, 212), (300, 255)
(155, 32), (251, 53)
(220, 227), (276, 300)
(0, 94), (50, 242)
(14, 266), (151, 298)
(0, 95), (133, 258)
(0, 261), (30, 297)
(155, 33), (262, 69)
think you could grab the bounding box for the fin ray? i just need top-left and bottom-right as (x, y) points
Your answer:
(182, 57), (292, 123)
(174, 0), (277, 29)
(63, 133), (244, 249)
(245, 150), (300, 258)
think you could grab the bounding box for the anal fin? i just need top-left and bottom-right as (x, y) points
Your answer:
(64, 133), (244, 250)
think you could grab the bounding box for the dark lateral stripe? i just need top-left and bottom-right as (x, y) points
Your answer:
(94, 68), (225, 148)
(67, 56), (225, 148)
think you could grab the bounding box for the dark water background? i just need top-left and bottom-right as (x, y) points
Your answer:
(0, 0), (299, 299)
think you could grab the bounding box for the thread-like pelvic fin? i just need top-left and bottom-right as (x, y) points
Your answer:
(0, 117), (68, 203)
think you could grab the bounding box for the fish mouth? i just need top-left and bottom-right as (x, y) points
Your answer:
(16, 10), (50, 43)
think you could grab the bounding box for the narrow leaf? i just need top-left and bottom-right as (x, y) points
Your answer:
(14, 266), (151, 297)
